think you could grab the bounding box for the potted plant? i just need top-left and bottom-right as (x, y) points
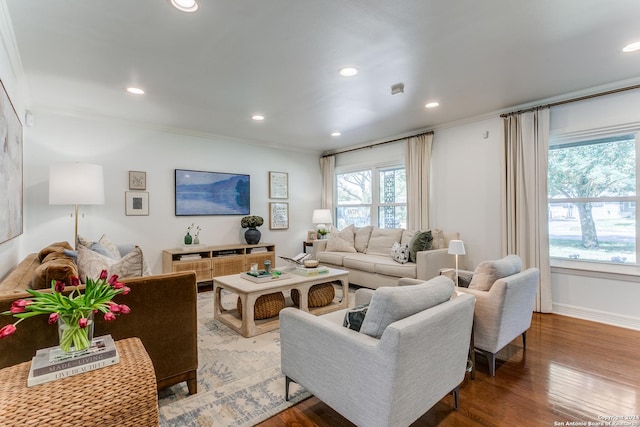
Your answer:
(241, 215), (264, 244)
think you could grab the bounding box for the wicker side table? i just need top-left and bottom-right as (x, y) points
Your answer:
(0, 337), (159, 427)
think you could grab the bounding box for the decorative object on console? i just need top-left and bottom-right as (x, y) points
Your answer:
(241, 215), (264, 244)
(49, 163), (105, 249)
(0, 79), (23, 245)
(311, 209), (332, 238)
(448, 239), (466, 288)
(193, 225), (201, 244)
(0, 270), (131, 354)
(184, 223), (195, 245)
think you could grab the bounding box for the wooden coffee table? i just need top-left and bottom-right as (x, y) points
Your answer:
(213, 268), (349, 337)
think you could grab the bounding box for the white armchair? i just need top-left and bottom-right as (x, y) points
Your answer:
(454, 255), (540, 376)
(280, 276), (475, 427)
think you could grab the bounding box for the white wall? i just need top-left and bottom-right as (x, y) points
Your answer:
(16, 112), (321, 274)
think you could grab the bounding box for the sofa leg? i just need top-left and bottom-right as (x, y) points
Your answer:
(285, 376), (292, 401)
(187, 374), (198, 395)
(452, 386), (460, 411)
(522, 331), (527, 349)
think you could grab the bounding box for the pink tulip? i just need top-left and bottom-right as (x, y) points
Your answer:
(54, 281), (65, 293)
(113, 282), (125, 290)
(104, 312), (116, 322)
(108, 303), (121, 313)
(78, 317), (89, 328)
(10, 305), (26, 314)
(119, 304), (131, 314)
(120, 286), (131, 295)
(12, 299), (31, 308)
(108, 274), (119, 285)
(0, 324), (17, 339)
(99, 270), (108, 280)
(48, 313), (59, 325)
(70, 276), (81, 287)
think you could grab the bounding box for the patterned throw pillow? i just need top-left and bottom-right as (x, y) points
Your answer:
(391, 242), (410, 264)
(77, 245), (144, 280)
(343, 304), (369, 332)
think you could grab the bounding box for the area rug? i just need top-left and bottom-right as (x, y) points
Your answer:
(157, 286), (350, 427)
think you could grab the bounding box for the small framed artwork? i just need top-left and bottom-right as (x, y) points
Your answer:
(269, 202), (289, 229)
(125, 191), (149, 216)
(307, 230), (317, 241)
(129, 171), (146, 190)
(268, 171), (288, 199)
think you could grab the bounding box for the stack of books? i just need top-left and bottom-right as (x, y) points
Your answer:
(27, 335), (120, 387)
(293, 265), (329, 276)
(180, 254), (202, 261)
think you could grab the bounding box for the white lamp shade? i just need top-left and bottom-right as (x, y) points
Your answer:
(49, 163), (105, 205)
(311, 209), (332, 224)
(448, 239), (466, 255)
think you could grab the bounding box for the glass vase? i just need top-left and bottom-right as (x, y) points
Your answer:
(58, 311), (95, 354)
(184, 232), (193, 245)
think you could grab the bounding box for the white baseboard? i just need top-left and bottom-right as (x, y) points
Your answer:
(552, 303), (640, 331)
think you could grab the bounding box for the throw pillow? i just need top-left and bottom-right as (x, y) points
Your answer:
(326, 234), (357, 252)
(408, 230), (433, 263)
(468, 254), (522, 291)
(77, 245), (144, 280)
(366, 228), (404, 256)
(89, 242), (120, 259)
(354, 226), (373, 253)
(359, 276), (454, 338)
(343, 304), (369, 332)
(390, 242), (410, 264)
(97, 234), (121, 259)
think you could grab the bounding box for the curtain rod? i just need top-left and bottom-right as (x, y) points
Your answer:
(321, 130), (433, 158)
(500, 83), (640, 118)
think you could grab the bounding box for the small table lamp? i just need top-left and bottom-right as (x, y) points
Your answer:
(447, 240), (466, 288)
(49, 163), (105, 249)
(311, 209), (332, 238)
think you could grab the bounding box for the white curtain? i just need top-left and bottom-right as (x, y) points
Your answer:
(502, 109), (553, 313)
(405, 133), (433, 230)
(320, 155), (335, 212)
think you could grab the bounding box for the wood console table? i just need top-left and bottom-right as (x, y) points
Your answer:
(0, 338), (159, 427)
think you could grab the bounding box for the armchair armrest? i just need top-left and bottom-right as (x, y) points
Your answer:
(415, 248), (455, 280)
(312, 239), (328, 253)
(354, 288), (375, 305)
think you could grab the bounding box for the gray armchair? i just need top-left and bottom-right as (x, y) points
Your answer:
(454, 255), (539, 376)
(280, 276), (475, 427)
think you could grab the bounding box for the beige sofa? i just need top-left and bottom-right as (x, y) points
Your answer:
(313, 227), (460, 288)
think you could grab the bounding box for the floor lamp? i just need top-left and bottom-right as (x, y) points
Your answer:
(447, 240), (466, 288)
(49, 163), (105, 249)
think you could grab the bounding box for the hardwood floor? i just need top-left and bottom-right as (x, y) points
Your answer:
(256, 313), (640, 427)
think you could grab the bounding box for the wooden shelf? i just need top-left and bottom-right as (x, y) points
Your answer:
(162, 243), (276, 285)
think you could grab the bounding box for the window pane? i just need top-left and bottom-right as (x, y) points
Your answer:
(378, 206), (406, 229)
(548, 201), (636, 263)
(337, 171), (372, 205)
(336, 206), (371, 228)
(379, 168), (406, 203)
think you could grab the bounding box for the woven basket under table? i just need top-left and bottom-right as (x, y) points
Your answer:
(237, 292), (285, 320)
(291, 283), (335, 308)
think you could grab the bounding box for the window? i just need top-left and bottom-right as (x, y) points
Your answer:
(548, 133), (637, 264)
(336, 166), (406, 229)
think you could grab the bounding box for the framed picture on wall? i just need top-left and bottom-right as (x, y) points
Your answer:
(129, 171), (146, 190)
(269, 202), (289, 229)
(125, 191), (149, 216)
(268, 171), (288, 199)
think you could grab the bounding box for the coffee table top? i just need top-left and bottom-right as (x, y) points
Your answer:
(213, 267), (348, 293)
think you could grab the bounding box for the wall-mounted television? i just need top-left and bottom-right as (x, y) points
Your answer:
(175, 169), (250, 216)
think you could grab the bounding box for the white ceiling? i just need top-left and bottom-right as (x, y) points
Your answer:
(5, 0), (640, 153)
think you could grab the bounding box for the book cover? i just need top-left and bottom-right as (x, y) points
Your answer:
(27, 356), (120, 387)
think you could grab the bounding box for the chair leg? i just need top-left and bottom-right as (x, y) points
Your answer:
(478, 350), (497, 376)
(285, 376), (292, 401)
(522, 331), (527, 349)
(452, 386), (460, 411)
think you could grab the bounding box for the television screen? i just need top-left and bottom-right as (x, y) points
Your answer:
(175, 169), (250, 215)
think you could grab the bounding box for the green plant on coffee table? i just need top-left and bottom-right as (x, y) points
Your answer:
(0, 270), (131, 352)
(241, 215), (264, 228)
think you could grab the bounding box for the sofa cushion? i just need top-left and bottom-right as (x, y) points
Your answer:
(354, 226), (373, 253)
(343, 304), (369, 332)
(316, 251), (348, 266)
(77, 245), (145, 280)
(360, 276), (455, 338)
(326, 226), (357, 253)
(408, 230), (433, 263)
(343, 254), (378, 273)
(366, 228), (403, 256)
(390, 242), (410, 264)
(469, 254), (522, 291)
(374, 258), (417, 279)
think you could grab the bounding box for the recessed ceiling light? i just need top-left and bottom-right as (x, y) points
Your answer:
(170, 0), (198, 12)
(331, 132), (341, 137)
(251, 114), (265, 121)
(126, 87), (145, 95)
(425, 102), (440, 109)
(623, 41), (640, 52)
(339, 67), (358, 77)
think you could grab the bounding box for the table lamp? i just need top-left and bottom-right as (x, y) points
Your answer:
(49, 163), (105, 249)
(311, 209), (332, 238)
(447, 240), (466, 288)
